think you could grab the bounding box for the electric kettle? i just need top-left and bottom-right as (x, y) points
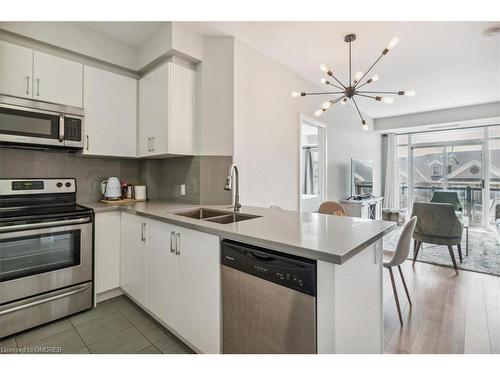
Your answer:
(101, 177), (122, 200)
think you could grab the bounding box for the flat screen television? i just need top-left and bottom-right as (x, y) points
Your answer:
(351, 158), (373, 197)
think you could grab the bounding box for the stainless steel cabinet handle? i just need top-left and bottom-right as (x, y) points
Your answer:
(175, 232), (180, 255)
(59, 114), (65, 142)
(36, 78), (40, 96)
(86, 135), (89, 151)
(147, 137), (152, 152)
(0, 284), (90, 316)
(141, 222), (146, 242)
(0, 217), (90, 233)
(170, 231), (176, 253)
(26, 76), (30, 95)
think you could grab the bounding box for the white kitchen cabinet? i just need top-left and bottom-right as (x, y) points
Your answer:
(0, 40), (33, 99)
(148, 219), (180, 327)
(94, 211), (121, 295)
(120, 213), (148, 307)
(83, 66), (137, 157)
(175, 226), (221, 354)
(33, 50), (83, 107)
(138, 62), (196, 157)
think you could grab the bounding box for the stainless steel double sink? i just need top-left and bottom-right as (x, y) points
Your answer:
(174, 208), (261, 224)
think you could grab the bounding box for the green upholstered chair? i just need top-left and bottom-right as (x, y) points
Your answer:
(430, 191), (462, 212)
(411, 202), (463, 273)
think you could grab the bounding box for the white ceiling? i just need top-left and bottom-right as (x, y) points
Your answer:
(80, 21), (168, 46)
(195, 21), (500, 119)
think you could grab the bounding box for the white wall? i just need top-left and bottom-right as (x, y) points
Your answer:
(233, 40), (382, 210)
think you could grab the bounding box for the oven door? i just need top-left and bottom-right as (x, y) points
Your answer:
(0, 103), (66, 147)
(0, 217), (92, 305)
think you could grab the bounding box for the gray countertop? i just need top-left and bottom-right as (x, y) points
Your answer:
(80, 201), (396, 265)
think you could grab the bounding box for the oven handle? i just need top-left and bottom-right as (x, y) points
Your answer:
(0, 283), (90, 317)
(0, 217), (90, 233)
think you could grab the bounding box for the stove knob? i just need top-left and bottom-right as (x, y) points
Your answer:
(65, 182), (72, 188)
(56, 182), (63, 188)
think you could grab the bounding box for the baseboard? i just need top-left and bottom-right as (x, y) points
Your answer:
(96, 287), (124, 303)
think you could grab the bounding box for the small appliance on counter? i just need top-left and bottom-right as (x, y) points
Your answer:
(100, 177), (122, 200)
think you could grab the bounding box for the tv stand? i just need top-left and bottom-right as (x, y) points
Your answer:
(342, 196), (383, 220)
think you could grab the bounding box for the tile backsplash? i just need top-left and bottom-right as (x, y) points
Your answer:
(0, 148), (232, 205)
(0, 148), (140, 202)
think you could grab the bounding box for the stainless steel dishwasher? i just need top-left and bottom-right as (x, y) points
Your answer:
(221, 239), (317, 354)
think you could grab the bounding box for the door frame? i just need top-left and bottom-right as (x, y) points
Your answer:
(298, 114), (327, 211)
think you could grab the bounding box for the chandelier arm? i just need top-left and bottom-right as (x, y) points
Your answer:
(357, 90), (401, 94)
(351, 97), (365, 123)
(327, 82), (345, 90)
(303, 91), (345, 96)
(354, 80), (371, 90)
(355, 93), (378, 100)
(353, 54), (384, 89)
(326, 73), (347, 90)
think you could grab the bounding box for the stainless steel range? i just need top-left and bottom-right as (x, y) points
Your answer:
(0, 178), (93, 338)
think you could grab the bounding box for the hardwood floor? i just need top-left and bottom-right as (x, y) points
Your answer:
(383, 260), (500, 354)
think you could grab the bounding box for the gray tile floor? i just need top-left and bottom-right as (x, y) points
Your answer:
(0, 295), (194, 354)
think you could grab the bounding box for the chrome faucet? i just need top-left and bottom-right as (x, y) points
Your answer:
(224, 163), (241, 212)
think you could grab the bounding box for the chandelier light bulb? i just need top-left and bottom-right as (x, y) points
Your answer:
(404, 90), (416, 97)
(291, 91), (300, 98)
(382, 97), (394, 104)
(322, 101), (332, 110)
(354, 71), (363, 81)
(320, 78), (328, 84)
(340, 97), (348, 105)
(314, 109), (324, 117)
(362, 121), (369, 131)
(386, 37), (399, 51)
(371, 75), (379, 82)
(320, 64), (329, 73)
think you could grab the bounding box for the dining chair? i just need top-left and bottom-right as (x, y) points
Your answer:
(318, 201), (346, 216)
(411, 202), (463, 273)
(384, 216), (417, 326)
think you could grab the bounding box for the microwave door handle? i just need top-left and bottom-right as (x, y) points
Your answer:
(59, 114), (65, 142)
(0, 217), (90, 233)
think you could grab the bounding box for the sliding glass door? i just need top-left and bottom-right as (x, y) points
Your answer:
(411, 140), (486, 227)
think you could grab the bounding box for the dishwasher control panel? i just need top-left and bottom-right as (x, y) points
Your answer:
(221, 239), (317, 296)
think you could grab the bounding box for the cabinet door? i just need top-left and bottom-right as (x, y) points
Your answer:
(148, 220), (180, 328)
(169, 63), (196, 155)
(0, 41), (33, 99)
(120, 213), (148, 307)
(83, 66), (137, 157)
(137, 70), (153, 157)
(149, 63), (169, 156)
(176, 227), (220, 353)
(95, 212), (121, 294)
(33, 51), (83, 107)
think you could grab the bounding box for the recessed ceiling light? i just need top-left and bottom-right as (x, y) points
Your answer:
(483, 26), (500, 38)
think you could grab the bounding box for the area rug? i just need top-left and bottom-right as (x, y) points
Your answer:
(383, 225), (500, 276)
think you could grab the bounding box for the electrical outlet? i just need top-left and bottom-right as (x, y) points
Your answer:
(180, 184), (186, 196)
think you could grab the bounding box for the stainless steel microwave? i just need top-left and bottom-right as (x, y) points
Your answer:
(0, 95), (84, 149)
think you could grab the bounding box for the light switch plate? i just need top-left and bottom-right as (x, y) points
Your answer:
(180, 184), (186, 196)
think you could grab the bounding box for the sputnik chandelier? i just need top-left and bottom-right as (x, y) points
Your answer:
(291, 34), (415, 130)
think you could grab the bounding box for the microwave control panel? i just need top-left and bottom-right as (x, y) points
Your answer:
(64, 117), (82, 141)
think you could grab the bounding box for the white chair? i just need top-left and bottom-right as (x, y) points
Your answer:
(384, 216), (417, 326)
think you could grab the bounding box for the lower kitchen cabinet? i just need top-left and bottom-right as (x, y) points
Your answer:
(94, 211), (121, 295)
(120, 213), (221, 353)
(120, 213), (148, 307)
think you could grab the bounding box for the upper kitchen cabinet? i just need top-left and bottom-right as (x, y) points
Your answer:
(138, 62), (197, 157)
(0, 40), (33, 99)
(83, 66), (137, 157)
(33, 50), (83, 108)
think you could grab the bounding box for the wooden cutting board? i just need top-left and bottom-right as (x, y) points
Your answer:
(99, 199), (146, 205)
